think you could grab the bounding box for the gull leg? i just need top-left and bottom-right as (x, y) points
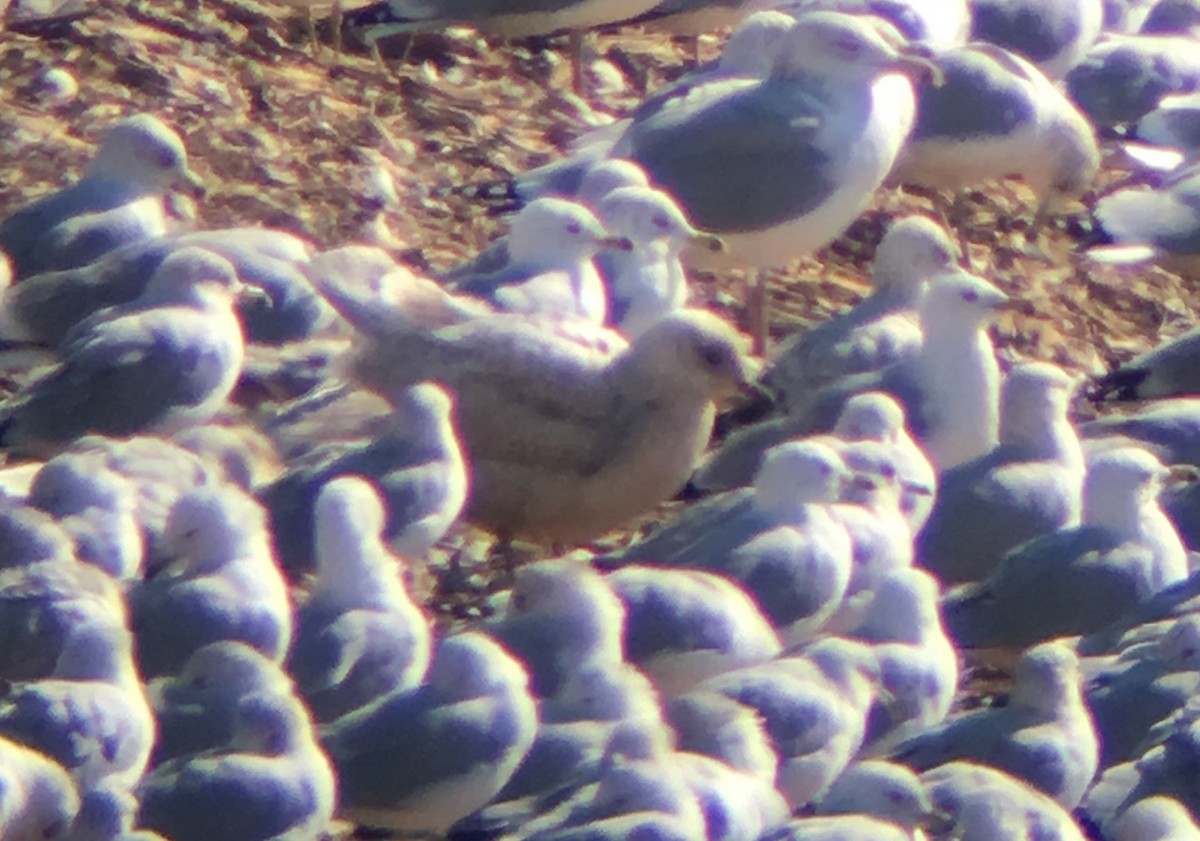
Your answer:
(747, 269), (769, 357)
(569, 29), (585, 96)
(331, 0), (343, 57)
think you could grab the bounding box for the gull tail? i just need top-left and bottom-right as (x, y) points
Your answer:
(1088, 365), (1150, 402)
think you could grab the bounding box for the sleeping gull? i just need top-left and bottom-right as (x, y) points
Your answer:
(605, 565), (782, 697)
(1080, 398), (1200, 468)
(762, 0), (972, 47)
(889, 41), (1100, 237)
(446, 197), (632, 324)
(815, 759), (950, 835)
(942, 446), (1189, 649)
(765, 213), (959, 413)
(148, 641), (295, 766)
(1091, 325), (1200, 400)
(262, 381), (467, 573)
(787, 269), (1008, 471)
(322, 296), (757, 544)
(1088, 165), (1200, 273)
(320, 631), (538, 835)
(287, 476), (433, 722)
(920, 761), (1089, 841)
(137, 691), (336, 841)
(130, 483), (293, 677)
(0, 113), (204, 280)
(0, 735), (81, 840)
(1067, 32), (1200, 125)
(1110, 796), (1200, 841)
(665, 690), (780, 786)
(916, 361), (1086, 584)
(0, 247), (247, 455)
(603, 439), (854, 645)
(484, 559), (625, 698)
(969, 0), (1105, 78)
(891, 640), (1099, 808)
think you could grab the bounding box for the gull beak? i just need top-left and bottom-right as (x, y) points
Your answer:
(690, 231), (726, 254)
(175, 166), (207, 199)
(849, 472), (879, 493)
(920, 805), (958, 836)
(236, 284), (274, 309)
(597, 235), (635, 253)
(892, 44), (944, 88)
(902, 480), (934, 497)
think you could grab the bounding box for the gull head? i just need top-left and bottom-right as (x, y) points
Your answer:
(753, 439), (848, 517)
(314, 476), (389, 566)
(546, 662), (661, 724)
(159, 641), (287, 707)
(1000, 361), (1082, 451)
(87, 113), (205, 197)
(627, 309), (757, 400)
(854, 567), (942, 642)
(1159, 616), (1200, 671)
(719, 10), (797, 77)
(428, 631), (530, 699)
(772, 12), (942, 85)
(1111, 796), (1199, 841)
(229, 693), (309, 756)
(1010, 641), (1083, 715)
(839, 439), (905, 507)
(1038, 114), (1101, 208)
(140, 246), (243, 308)
(834, 391), (908, 442)
(818, 760), (942, 832)
(507, 197), (632, 266)
(577, 159), (651, 207)
(1082, 446), (1168, 528)
(872, 214), (957, 296)
(160, 485), (270, 575)
(598, 186), (719, 255)
(30, 453), (133, 517)
(391, 381), (458, 449)
(917, 270), (1008, 333)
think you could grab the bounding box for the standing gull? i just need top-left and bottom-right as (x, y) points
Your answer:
(969, 0), (1105, 78)
(1088, 164), (1200, 273)
(0, 114), (204, 280)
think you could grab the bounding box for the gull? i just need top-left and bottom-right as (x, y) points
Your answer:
(446, 197), (633, 325)
(287, 477), (433, 722)
(605, 565), (782, 697)
(788, 269), (1008, 471)
(148, 641), (296, 767)
(1084, 615), (1200, 767)
(0, 615), (155, 793)
(1088, 165), (1200, 273)
(917, 361), (1086, 584)
(320, 631), (539, 836)
(171, 423), (284, 491)
(0, 226), (323, 348)
(137, 692), (336, 841)
(0, 496), (77, 571)
(676, 750), (791, 841)
(890, 41), (1100, 238)
(699, 637), (883, 807)
(766, 214), (959, 413)
(0, 114), (205, 280)
(1131, 91), (1200, 170)
(1066, 33), (1200, 126)
(604, 12), (939, 271)
(816, 759), (952, 835)
(604, 439), (854, 645)
(484, 559), (626, 698)
(970, 0), (1105, 78)
(261, 381), (468, 573)
(71, 780), (169, 841)
(846, 568), (957, 754)
(942, 447), (1189, 649)
(921, 761), (1089, 841)
(0, 735), (81, 841)
(1079, 399), (1200, 467)
(595, 186), (721, 339)
(1091, 324), (1200, 400)
(665, 690), (780, 787)
(1111, 796), (1200, 841)
(130, 483), (294, 677)
(27, 452), (145, 582)
(763, 0), (972, 47)
(0, 247), (247, 456)
(320, 290), (757, 543)
(891, 641), (1100, 808)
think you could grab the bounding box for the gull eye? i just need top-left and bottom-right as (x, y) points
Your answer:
(154, 147), (180, 170)
(698, 343), (727, 369)
(566, 222), (582, 235)
(961, 290), (979, 303)
(834, 35), (863, 57)
(653, 215), (671, 230)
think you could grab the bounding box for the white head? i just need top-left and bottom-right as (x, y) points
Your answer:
(140, 246), (241, 308)
(577, 159), (651, 207)
(999, 362), (1080, 450)
(754, 439), (848, 518)
(917, 270), (1008, 334)
(86, 114), (204, 196)
(312, 476), (409, 609)
(428, 631), (530, 699)
(771, 12), (940, 84)
(834, 392), (908, 442)
(507, 197), (627, 266)
(1082, 446), (1168, 531)
(1038, 114), (1101, 207)
(802, 636), (882, 703)
(30, 453), (133, 517)
(838, 440), (904, 508)
(229, 693), (311, 756)
(547, 662), (662, 724)
(161, 484), (271, 574)
(872, 215), (957, 298)
(1111, 796), (1199, 841)
(818, 761), (940, 831)
(720, 10), (798, 77)
(163, 641), (289, 706)
(1010, 641), (1083, 715)
(1158, 616), (1200, 671)
(392, 381), (457, 449)
(597, 186), (703, 255)
(852, 567), (942, 643)
(52, 617), (132, 682)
